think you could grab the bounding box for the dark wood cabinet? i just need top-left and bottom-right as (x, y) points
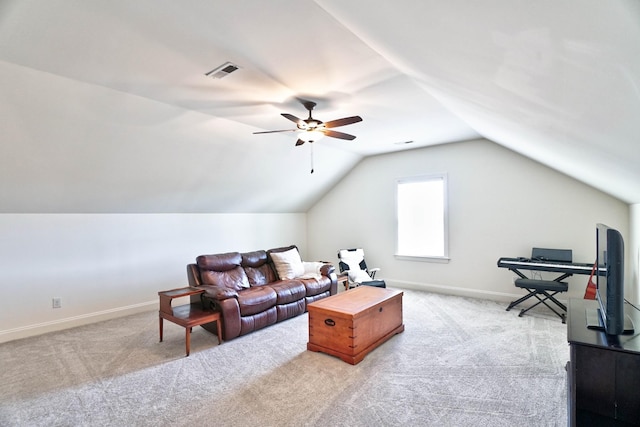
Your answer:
(567, 299), (640, 426)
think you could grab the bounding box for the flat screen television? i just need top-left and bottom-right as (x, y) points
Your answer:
(588, 223), (634, 335)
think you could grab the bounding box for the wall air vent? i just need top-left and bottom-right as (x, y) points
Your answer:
(205, 62), (240, 79)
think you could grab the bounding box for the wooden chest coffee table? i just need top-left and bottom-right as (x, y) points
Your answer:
(307, 286), (404, 365)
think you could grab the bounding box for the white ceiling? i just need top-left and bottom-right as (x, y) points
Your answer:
(1, 0), (639, 213)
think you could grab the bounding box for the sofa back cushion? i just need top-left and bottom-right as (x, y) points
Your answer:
(197, 252), (250, 291)
(241, 250), (277, 286)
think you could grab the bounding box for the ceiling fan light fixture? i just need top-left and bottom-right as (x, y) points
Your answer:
(254, 99), (360, 145)
(299, 129), (325, 143)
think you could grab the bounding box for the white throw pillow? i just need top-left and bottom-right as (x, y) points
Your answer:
(303, 261), (322, 275)
(300, 261), (323, 280)
(270, 248), (305, 280)
(348, 269), (372, 284)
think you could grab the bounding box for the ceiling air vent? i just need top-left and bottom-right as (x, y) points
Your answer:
(205, 62), (240, 79)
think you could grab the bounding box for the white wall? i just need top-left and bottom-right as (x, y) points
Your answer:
(307, 139), (630, 302)
(0, 213), (306, 343)
(2, 140), (634, 344)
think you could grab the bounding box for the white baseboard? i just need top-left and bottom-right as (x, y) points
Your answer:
(388, 279), (572, 306)
(387, 279), (523, 302)
(0, 301), (157, 344)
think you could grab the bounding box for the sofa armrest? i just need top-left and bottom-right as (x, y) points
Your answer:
(197, 285), (238, 301)
(320, 263), (338, 295)
(320, 263), (335, 277)
(187, 263), (202, 287)
(199, 287), (242, 341)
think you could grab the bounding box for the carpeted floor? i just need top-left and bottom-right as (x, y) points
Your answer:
(0, 289), (569, 426)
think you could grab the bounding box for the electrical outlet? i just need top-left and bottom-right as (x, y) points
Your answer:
(52, 297), (62, 309)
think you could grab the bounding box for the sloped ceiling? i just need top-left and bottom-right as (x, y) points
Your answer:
(0, 0), (638, 213)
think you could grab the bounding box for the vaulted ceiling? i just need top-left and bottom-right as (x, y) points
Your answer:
(1, 0), (639, 213)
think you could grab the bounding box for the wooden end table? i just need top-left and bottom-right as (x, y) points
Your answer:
(158, 287), (222, 356)
(337, 274), (349, 291)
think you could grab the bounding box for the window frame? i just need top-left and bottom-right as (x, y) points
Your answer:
(394, 173), (450, 263)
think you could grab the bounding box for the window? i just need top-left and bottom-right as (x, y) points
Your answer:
(396, 174), (448, 260)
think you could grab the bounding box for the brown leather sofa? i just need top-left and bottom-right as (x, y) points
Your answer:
(187, 245), (337, 341)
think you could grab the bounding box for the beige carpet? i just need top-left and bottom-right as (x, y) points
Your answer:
(0, 289), (569, 426)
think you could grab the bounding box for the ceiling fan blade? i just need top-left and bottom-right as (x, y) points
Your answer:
(281, 113), (303, 125)
(323, 116), (362, 128)
(323, 129), (357, 140)
(295, 139), (306, 146)
(253, 129), (297, 134)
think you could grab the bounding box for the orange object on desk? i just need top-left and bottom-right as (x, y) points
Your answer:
(584, 263), (597, 300)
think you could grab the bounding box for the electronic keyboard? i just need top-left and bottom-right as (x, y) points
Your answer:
(497, 257), (599, 276)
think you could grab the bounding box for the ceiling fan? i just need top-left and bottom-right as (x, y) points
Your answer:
(253, 100), (362, 146)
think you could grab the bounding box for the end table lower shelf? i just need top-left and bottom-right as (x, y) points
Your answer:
(158, 287), (222, 356)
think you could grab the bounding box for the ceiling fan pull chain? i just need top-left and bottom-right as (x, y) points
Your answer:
(310, 143), (314, 174)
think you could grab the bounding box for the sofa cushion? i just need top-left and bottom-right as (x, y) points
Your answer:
(245, 265), (276, 286)
(239, 307), (278, 336)
(201, 266), (250, 291)
(242, 250), (268, 268)
(242, 250), (276, 286)
(268, 280), (307, 305)
(197, 252), (250, 291)
(197, 252), (242, 271)
(237, 286), (277, 316)
(300, 276), (332, 297)
(270, 248), (304, 280)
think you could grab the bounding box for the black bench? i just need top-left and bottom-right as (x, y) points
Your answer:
(507, 278), (568, 323)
